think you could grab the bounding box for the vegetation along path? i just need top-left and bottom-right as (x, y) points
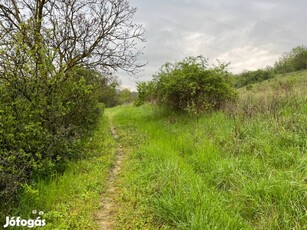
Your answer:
(105, 89), (307, 229)
(15, 71), (307, 229)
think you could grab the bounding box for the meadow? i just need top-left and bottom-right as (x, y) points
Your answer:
(3, 70), (307, 229)
(112, 70), (307, 229)
(1, 2), (307, 228)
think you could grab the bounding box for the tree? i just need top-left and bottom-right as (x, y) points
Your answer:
(119, 88), (133, 104)
(0, 0), (144, 211)
(97, 74), (121, 107)
(0, 0), (145, 75)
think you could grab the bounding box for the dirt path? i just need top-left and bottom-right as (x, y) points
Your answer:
(95, 124), (124, 230)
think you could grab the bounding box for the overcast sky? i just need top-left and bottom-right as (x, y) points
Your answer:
(118, 0), (307, 90)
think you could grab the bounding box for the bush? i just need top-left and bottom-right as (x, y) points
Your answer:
(0, 58), (104, 211)
(137, 56), (237, 114)
(235, 68), (274, 88)
(274, 46), (307, 74)
(0, 0), (143, 215)
(134, 81), (157, 106)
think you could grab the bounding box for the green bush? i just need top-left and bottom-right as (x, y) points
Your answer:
(137, 56), (237, 114)
(235, 68), (274, 88)
(0, 43), (104, 212)
(274, 46), (307, 74)
(134, 81), (157, 106)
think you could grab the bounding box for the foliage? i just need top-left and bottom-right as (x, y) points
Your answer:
(15, 114), (115, 229)
(0, 57), (104, 213)
(0, 0), (144, 74)
(134, 81), (157, 106)
(95, 75), (121, 108)
(119, 88), (135, 105)
(0, 0), (143, 213)
(234, 68), (274, 88)
(110, 83), (307, 229)
(98, 81), (136, 107)
(274, 46), (307, 74)
(234, 45), (307, 88)
(137, 56), (237, 114)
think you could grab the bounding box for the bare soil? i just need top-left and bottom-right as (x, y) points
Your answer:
(95, 126), (124, 230)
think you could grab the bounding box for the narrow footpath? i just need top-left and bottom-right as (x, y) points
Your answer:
(95, 121), (124, 230)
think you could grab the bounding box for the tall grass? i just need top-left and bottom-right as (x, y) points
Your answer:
(112, 73), (307, 229)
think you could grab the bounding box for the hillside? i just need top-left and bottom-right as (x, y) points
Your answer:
(1, 1), (307, 229)
(104, 70), (307, 229)
(238, 69), (307, 92)
(3, 70), (307, 229)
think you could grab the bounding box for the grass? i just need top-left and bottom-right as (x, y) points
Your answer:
(111, 72), (307, 229)
(9, 113), (116, 229)
(4, 70), (307, 229)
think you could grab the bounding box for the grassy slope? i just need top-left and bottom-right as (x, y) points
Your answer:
(239, 69), (307, 93)
(112, 71), (307, 229)
(13, 113), (116, 229)
(7, 70), (307, 229)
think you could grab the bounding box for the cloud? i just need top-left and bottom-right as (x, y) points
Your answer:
(118, 0), (307, 90)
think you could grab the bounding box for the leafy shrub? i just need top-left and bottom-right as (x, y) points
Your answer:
(137, 56), (237, 114)
(0, 0), (143, 216)
(274, 46), (307, 74)
(0, 47), (105, 211)
(134, 81), (157, 106)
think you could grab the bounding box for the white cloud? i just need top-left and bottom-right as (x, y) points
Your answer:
(219, 45), (281, 73)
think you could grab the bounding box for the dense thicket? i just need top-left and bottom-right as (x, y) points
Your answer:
(0, 62), (117, 208)
(0, 0), (143, 211)
(136, 56), (237, 114)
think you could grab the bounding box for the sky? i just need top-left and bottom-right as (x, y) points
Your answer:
(118, 0), (307, 90)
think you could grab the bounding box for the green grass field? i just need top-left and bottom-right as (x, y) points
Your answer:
(11, 70), (307, 229)
(111, 71), (307, 229)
